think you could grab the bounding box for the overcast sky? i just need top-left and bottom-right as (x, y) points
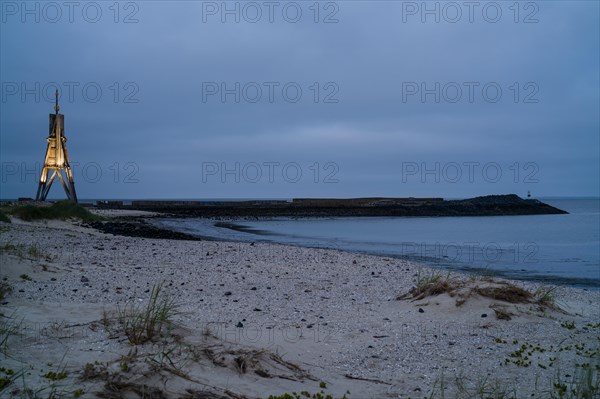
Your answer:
(1, 1), (598, 200)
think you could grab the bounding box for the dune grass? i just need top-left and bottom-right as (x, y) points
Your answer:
(398, 269), (559, 311)
(116, 283), (180, 345)
(0, 310), (20, 355)
(9, 201), (101, 222)
(0, 280), (12, 302)
(0, 211), (10, 223)
(429, 363), (599, 399)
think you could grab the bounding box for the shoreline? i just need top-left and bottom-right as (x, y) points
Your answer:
(151, 216), (600, 290)
(0, 213), (598, 398)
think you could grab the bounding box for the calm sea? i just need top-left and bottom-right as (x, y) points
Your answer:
(156, 198), (600, 288)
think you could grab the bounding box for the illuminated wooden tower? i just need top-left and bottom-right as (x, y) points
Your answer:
(35, 90), (77, 202)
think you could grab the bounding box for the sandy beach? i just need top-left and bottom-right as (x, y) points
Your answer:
(0, 212), (598, 398)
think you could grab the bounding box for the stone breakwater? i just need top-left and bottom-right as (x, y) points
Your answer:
(97, 194), (568, 218)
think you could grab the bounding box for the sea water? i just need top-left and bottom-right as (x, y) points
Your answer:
(157, 198), (599, 288)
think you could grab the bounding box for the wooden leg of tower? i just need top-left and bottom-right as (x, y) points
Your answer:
(56, 171), (72, 201)
(41, 170), (57, 201)
(36, 166), (49, 201)
(66, 166), (77, 203)
(35, 182), (45, 201)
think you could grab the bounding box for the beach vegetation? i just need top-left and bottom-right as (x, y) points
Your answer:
(552, 363), (599, 398)
(119, 361), (129, 372)
(0, 211), (10, 223)
(0, 367), (25, 393)
(561, 321), (577, 330)
(19, 274), (32, 281)
(43, 370), (68, 381)
(429, 371), (518, 398)
(1, 360), (76, 398)
(0, 310), (20, 355)
(0, 242), (52, 262)
(27, 245), (44, 259)
(264, 391), (347, 399)
(535, 285), (558, 308)
(9, 201), (102, 222)
(0, 280), (12, 301)
(398, 269), (454, 300)
(429, 362), (599, 398)
(398, 272), (561, 312)
(116, 282), (180, 345)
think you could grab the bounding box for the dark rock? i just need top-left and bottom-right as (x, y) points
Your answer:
(418, 308), (425, 313)
(236, 322), (243, 328)
(224, 291), (232, 296)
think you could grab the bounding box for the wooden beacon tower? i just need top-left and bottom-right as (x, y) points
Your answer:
(35, 90), (77, 202)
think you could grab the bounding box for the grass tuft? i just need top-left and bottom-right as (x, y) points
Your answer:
(0, 310), (21, 355)
(535, 285), (558, 308)
(116, 282), (180, 345)
(398, 269), (454, 300)
(0, 280), (12, 302)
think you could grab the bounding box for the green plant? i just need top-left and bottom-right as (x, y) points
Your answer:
(19, 274), (32, 281)
(117, 282), (180, 345)
(0, 211), (10, 223)
(0, 310), (20, 355)
(561, 321), (577, 330)
(535, 285), (558, 307)
(43, 370), (68, 381)
(0, 281), (12, 301)
(0, 367), (25, 393)
(266, 391), (347, 399)
(552, 363), (599, 398)
(27, 245), (44, 259)
(400, 269), (453, 300)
